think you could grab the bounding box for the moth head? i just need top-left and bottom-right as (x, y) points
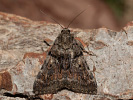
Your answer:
(61, 28), (70, 34)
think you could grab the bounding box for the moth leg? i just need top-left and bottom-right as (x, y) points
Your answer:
(44, 40), (51, 46)
(83, 50), (97, 57)
(43, 38), (53, 46)
(41, 38), (53, 53)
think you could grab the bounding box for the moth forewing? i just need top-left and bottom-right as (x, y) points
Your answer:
(33, 28), (97, 94)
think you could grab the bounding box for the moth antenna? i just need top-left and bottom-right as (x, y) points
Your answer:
(67, 5), (90, 28)
(40, 10), (64, 29)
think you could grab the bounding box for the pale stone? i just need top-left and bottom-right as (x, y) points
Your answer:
(0, 12), (132, 99)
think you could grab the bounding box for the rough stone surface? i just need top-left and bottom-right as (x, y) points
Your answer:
(0, 12), (133, 99)
(0, 71), (12, 91)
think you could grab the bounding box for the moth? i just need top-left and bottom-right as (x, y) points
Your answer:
(33, 9), (97, 95)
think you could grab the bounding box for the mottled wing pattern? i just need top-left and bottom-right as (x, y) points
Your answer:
(33, 29), (97, 95)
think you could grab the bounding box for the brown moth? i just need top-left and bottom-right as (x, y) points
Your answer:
(33, 9), (97, 95)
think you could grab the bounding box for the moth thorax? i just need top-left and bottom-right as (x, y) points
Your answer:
(62, 34), (71, 43)
(62, 55), (71, 70)
(78, 57), (82, 64)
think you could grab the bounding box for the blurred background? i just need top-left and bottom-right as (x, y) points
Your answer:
(0, 0), (132, 31)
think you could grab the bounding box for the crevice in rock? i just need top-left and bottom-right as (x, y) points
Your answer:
(3, 92), (43, 100)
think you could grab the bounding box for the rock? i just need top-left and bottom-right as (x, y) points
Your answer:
(0, 71), (12, 91)
(0, 12), (133, 99)
(0, 96), (26, 100)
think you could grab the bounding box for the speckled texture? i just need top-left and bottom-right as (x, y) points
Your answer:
(0, 71), (12, 91)
(0, 12), (133, 99)
(0, 96), (26, 100)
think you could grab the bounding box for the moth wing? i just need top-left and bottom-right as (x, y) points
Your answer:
(33, 32), (97, 94)
(63, 38), (97, 94)
(33, 55), (60, 94)
(67, 54), (97, 94)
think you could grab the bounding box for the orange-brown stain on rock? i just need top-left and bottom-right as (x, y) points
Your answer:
(126, 21), (133, 27)
(23, 52), (47, 64)
(12, 62), (25, 75)
(40, 94), (53, 100)
(127, 41), (133, 46)
(0, 71), (12, 91)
